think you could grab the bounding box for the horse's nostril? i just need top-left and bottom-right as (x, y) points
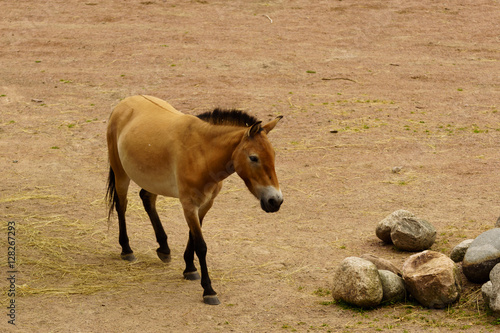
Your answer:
(268, 197), (282, 209)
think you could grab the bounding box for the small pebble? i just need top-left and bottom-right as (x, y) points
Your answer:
(392, 166), (402, 173)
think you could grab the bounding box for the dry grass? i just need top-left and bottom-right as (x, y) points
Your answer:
(1, 189), (186, 300)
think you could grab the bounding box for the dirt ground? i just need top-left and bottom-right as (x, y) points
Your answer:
(1, 0), (499, 332)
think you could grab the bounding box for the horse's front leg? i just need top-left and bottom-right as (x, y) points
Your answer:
(183, 184), (221, 281)
(183, 231), (199, 280)
(182, 207), (220, 305)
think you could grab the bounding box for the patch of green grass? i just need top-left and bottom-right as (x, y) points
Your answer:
(313, 287), (331, 297)
(333, 299), (374, 312)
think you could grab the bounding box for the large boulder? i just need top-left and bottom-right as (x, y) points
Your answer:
(402, 251), (462, 309)
(450, 239), (474, 262)
(376, 210), (415, 243)
(331, 257), (383, 308)
(360, 253), (402, 276)
(390, 217), (436, 251)
(463, 228), (500, 283)
(378, 270), (406, 304)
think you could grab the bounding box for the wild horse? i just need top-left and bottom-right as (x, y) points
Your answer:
(106, 95), (283, 304)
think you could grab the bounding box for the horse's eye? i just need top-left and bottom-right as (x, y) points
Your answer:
(249, 155), (259, 163)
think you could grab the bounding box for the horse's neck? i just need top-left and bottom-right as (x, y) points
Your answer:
(200, 125), (245, 181)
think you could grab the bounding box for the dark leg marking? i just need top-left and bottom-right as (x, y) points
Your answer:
(183, 232), (200, 280)
(140, 189), (171, 262)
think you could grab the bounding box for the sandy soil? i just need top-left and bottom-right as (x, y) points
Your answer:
(1, 0), (500, 332)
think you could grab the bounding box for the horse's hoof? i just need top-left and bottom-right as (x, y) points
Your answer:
(203, 295), (220, 305)
(156, 250), (171, 263)
(183, 271), (201, 280)
(121, 253), (136, 262)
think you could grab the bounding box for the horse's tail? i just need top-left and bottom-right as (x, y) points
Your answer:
(106, 166), (118, 220)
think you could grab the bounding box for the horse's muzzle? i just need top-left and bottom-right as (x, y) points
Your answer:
(260, 196), (283, 213)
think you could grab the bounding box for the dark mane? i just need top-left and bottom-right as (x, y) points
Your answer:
(197, 108), (259, 127)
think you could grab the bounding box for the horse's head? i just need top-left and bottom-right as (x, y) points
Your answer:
(232, 116), (283, 213)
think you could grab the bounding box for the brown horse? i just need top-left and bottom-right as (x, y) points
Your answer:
(106, 95), (283, 305)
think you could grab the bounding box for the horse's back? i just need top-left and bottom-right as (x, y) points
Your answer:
(130, 95), (183, 115)
(112, 95), (183, 121)
(109, 95), (193, 137)
(107, 95), (192, 197)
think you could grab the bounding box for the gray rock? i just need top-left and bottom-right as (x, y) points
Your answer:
(463, 228), (500, 283)
(482, 264), (500, 316)
(402, 250), (462, 309)
(360, 253), (402, 276)
(391, 217), (436, 251)
(331, 257), (383, 308)
(376, 210), (415, 244)
(450, 239), (474, 262)
(486, 264), (500, 315)
(379, 270), (406, 304)
(491, 263), (500, 284)
(482, 281), (493, 308)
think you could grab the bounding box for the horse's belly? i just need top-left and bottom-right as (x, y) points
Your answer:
(123, 162), (180, 198)
(118, 139), (180, 198)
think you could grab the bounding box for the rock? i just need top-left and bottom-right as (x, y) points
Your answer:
(379, 270), (406, 304)
(482, 281), (493, 309)
(450, 239), (474, 262)
(491, 263), (500, 285)
(331, 257), (383, 308)
(360, 253), (402, 276)
(483, 263), (500, 315)
(391, 166), (402, 174)
(402, 250), (462, 309)
(376, 210), (415, 244)
(463, 228), (500, 283)
(390, 217), (436, 251)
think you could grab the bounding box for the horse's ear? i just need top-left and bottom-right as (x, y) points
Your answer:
(247, 121), (263, 137)
(262, 116), (283, 134)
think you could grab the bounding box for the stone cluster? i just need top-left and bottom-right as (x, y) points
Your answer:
(331, 211), (500, 314)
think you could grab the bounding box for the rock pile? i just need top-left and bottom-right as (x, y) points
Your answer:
(462, 228), (500, 283)
(331, 252), (459, 309)
(376, 210), (436, 251)
(448, 228), (500, 315)
(330, 212), (500, 312)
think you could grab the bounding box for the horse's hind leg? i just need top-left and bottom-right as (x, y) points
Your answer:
(110, 169), (135, 261)
(140, 189), (171, 262)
